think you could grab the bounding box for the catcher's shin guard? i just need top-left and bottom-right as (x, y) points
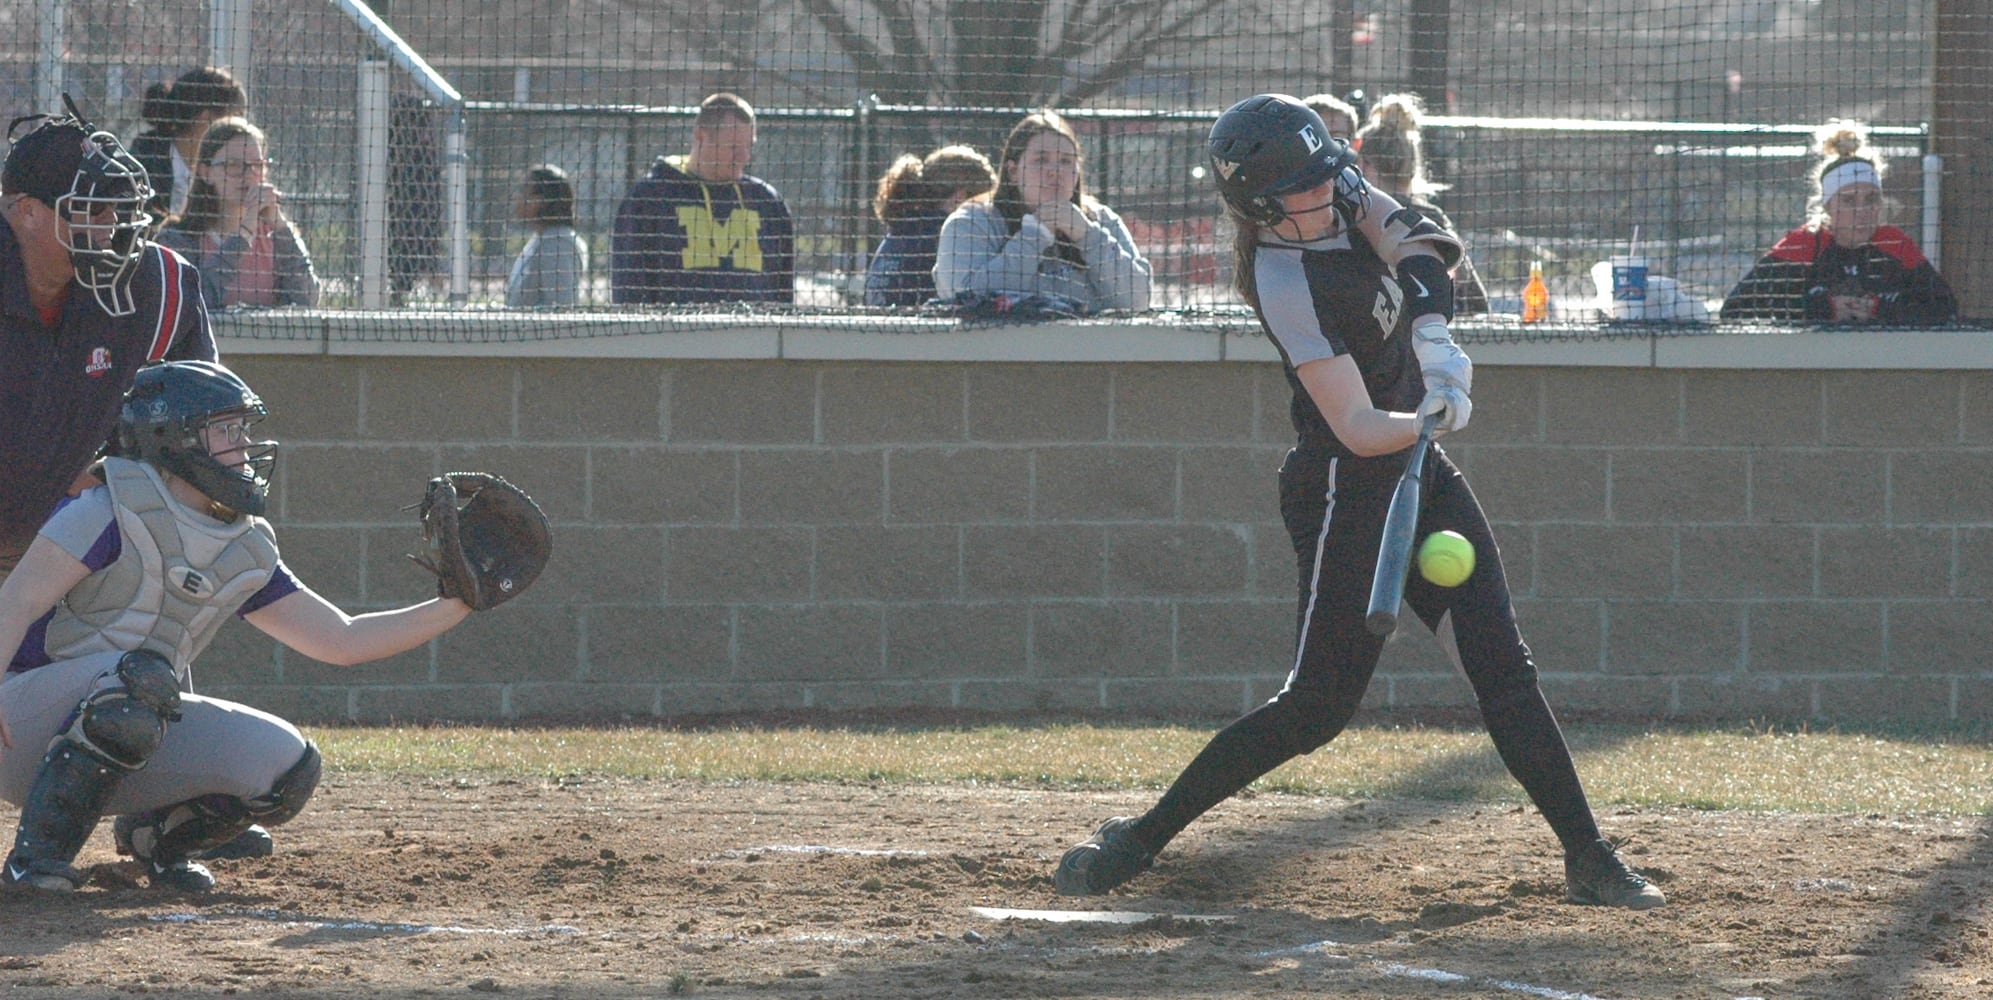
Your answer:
(5, 651), (182, 890)
(118, 741), (322, 867)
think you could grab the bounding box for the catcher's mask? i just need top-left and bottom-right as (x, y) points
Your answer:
(119, 360), (277, 516)
(4, 96), (155, 316)
(1207, 93), (1368, 229)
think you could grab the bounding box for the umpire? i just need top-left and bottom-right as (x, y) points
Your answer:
(0, 104), (214, 577)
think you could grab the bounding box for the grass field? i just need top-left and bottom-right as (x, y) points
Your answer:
(311, 715), (1993, 815)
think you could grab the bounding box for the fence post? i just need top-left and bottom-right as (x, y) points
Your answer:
(35, 0), (62, 115)
(446, 105), (469, 304)
(208, 0), (253, 91)
(356, 61), (391, 309)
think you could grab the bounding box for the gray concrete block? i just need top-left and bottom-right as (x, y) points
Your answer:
(1174, 600), (1294, 675)
(964, 524), (1106, 598)
(1603, 600), (1745, 675)
(1106, 524), (1251, 597)
(671, 363), (817, 444)
(885, 603), (1030, 678)
(519, 359), (666, 441)
(666, 526), (813, 601)
(1890, 450), (1993, 524)
(511, 682), (661, 721)
(1113, 364), (1258, 442)
(1882, 602), (1993, 674)
(1512, 597), (1604, 672)
(211, 683), (357, 725)
(588, 604), (733, 683)
(967, 364), (1110, 442)
(1746, 602), (1884, 674)
(1535, 524), (1675, 598)
(363, 358), (516, 442)
(1750, 450), (1886, 525)
(1463, 446), (1610, 521)
(817, 524), (960, 600)
(436, 445), (588, 523)
(821, 364), (964, 444)
(1180, 446), (1286, 522)
(888, 446), (1031, 523)
(1825, 371), (1961, 447)
(739, 449), (885, 524)
(1611, 449), (1748, 523)
(1031, 601), (1172, 678)
(1813, 676), (1955, 723)
(282, 445), (438, 523)
(1033, 445), (1177, 520)
(1542, 369), (1679, 445)
(529, 524), (665, 605)
(351, 684), (505, 723)
(736, 605), (883, 680)
(1682, 370), (1823, 446)
(1464, 368), (1542, 442)
(1818, 527), (1951, 599)
(1673, 674), (1813, 721)
(433, 605), (581, 683)
(1678, 525), (1816, 598)
(591, 446), (737, 524)
(233, 357), (361, 441)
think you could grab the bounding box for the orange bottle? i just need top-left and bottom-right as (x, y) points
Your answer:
(1521, 261), (1549, 323)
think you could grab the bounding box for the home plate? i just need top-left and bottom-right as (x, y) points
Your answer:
(970, 907), (1233, 924)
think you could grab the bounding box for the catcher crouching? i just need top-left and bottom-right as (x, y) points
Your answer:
(0, 360), (550, 893)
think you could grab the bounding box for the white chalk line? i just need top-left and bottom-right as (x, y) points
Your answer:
(151, 909), (580, 937)
(1252, 942), (1611, 1000)
(719, 844), (931, 858)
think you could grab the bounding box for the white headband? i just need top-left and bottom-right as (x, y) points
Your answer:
(1820, 159), (1879, 203)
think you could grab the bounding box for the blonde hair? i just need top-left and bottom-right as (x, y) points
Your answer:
(1300, 93), (1359, 138)
(1807, 119), (1887, 224)
(1354, 93), (1445, 199)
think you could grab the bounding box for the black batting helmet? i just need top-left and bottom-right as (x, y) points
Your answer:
(119, 361), (277, 517)
(1207, 93), (1368, 228)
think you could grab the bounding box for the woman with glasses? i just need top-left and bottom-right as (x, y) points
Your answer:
(158, 118), (321, 308)
(1721, 119), (1955, 324)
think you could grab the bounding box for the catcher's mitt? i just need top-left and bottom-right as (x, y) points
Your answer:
(408, 472), (551, 610)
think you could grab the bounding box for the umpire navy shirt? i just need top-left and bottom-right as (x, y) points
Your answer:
(0, 217), (214, 560)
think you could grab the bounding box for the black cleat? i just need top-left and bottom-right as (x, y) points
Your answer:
(197, 825), (274, 861)
(1565, 838), (1666, 910)
(3, 854), (84, 893)
(1054, 817), (1155, 896)
(113, 814), (216, 892)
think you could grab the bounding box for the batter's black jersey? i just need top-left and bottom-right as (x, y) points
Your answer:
(1251, 227), (1425, 462)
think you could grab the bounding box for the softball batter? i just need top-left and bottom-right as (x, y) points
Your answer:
(1055, 94), (1664, 910)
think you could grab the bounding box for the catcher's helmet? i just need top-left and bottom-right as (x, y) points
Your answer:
(118, 361), (276, 516)
(1207, 93), (1368, 228)
(4, 98), (155, 316)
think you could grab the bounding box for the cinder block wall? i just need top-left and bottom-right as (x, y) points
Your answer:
(201, 347), (1993, 725)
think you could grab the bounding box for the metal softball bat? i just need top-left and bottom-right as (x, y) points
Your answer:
(1365, 412), (1440, 637)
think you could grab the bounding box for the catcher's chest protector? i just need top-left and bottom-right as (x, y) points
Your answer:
(44, 457), (279, 678)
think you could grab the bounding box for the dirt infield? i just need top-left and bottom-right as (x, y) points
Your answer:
(3, 775), (1990, 999)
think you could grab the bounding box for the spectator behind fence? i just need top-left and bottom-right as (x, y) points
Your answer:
(1352, 93), (1489, 315)
(1, 107), (215, 575)
(1722, 120), (1956, 324)
(935, 111), (1151, 314)
(611, 92), (794, 306)
(507, 165), (588, 307)
(157, 118), (321, 308)
(128, 68), (247, 222)
(864, 145), (996, 307)
(1300, 92), (1359, 144)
